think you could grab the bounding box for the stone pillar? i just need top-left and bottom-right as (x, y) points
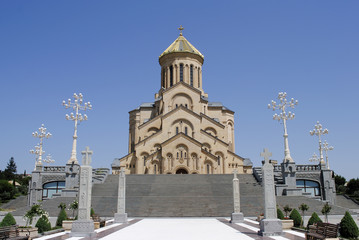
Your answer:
(61, 163), (80, 197)
(231, 170), (244, 223)
(29, 170), (43, 206)
(259, 148), (283, 236)
(281, 161), (302, 196)
(71, 147), (95, 238)
(114, 168), (128, 223)
(321, 169), (336, 205)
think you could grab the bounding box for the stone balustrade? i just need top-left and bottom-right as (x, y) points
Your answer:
(43, 166), (66, 172)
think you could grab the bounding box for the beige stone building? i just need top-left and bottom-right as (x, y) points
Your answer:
(112, 31), (252, 175)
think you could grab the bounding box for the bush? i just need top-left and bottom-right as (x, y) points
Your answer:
(277, 208), (284, 220)
(35, 215), (51, 233)
(289, 209), (302, 227)
(56, 208), (67, 227)
(0, 213), (16, 226)
(339, 211), (359, 239)
(307, 212), (322, 228)
(90, 208), (95, 217)
(346, 178), (359, 195)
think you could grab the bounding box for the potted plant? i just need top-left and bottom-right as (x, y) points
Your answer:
(62, 200), (78, 230)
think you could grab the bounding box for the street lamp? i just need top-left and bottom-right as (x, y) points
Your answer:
(30, 124), (52, 168)
(43, 154), (55, 164)
(268, 92), (298, 163)
(322, 140), (334, 170)
(63, 93), (92, 164)
(309, 153), (319, 163)
(309, 121), (328, 167)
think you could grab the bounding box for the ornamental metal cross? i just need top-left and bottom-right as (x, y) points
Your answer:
(178, 25), (184, 36)
(81, 146), (93, 166)
(261, 148), (272, 165)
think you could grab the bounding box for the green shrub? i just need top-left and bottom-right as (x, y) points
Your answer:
(277, 208), (284, 220)
(35, 215), (51, 233)
(56, 208), (67, 227)
(339, 211), (359, 239)
(90, 208), (95, 217)
(0, 213), (16, 226)
(283, 205), (292, 218)
(0, 180), (16, 203)
(307, 212), (322, 228)
(289, 209), (301, 227)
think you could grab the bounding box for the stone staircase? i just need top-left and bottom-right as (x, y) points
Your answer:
(91, 174), (264, 217)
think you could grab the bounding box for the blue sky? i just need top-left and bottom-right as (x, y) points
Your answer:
(1, 1), (358, 180)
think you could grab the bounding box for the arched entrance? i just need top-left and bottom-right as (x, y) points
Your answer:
(176, 168), (188, 174)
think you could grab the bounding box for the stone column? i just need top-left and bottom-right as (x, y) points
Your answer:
(71, 146), (95, 238)
(259, 148), (283, 236)
(231, 170), (244, 223)
(114, 168), (128, 223)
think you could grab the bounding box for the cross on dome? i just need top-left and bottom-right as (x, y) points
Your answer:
(178, 25), (184, 36)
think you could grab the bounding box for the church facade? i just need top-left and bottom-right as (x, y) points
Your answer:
(112, 31), (252, 175)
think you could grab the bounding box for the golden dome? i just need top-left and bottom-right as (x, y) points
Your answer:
(159, 35), (204, 60)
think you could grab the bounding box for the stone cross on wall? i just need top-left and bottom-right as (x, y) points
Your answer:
(81, 146), (93, 166)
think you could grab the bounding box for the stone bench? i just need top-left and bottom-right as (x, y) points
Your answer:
(0, 225), (29, 240)
(305, 222), (339, 240)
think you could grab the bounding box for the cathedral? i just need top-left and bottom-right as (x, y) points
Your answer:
(111, 28), (252, 175)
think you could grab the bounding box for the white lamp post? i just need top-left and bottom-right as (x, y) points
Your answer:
(268, 92), (298, 163)
(309, 153), (319, 163)
(322, 140), (334, 169)
(63, 93), (92, 164)
(43, 154), (55, 164)
(309, 121), (328, 167)
(30, 124), (52, 169)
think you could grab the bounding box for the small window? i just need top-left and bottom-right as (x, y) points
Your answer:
(143, 156), (147, 166)
(180, 64), (184, 82)
(170, 65), (173, 87)
(162, 68), (165, 87)
(198, 68), (200, 87)
(185, 104), (188, 108)
(217, 156), (221, 165)
(190, 65), (193, 86)
(177, 152), (179, 158)
(176, 127), (179, 135)
(176, 104), (178, 108)
(185, 127), (188, 135)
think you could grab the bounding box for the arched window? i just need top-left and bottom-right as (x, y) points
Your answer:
(42, 181), (65, 199)
(143, 156), (147, 166)
(180, 151), (183, 158)
(185, 127), (188, 135)
(170, 65), (173, 87)
(162, 68), (165, 87)
(176, 127), (179, 135)
(180, 64), (184, 82)
(217, 156), (221, 165)
(154, 165), (157, 174)
(198, 68), (200, 87)
(190, 65), (193, 86)
(177, 152), (179, 158)
(206, 164), (210, 174)
(296, 180), (321, 196)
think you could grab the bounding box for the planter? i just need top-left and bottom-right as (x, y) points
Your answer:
(62, 220), (74, 230)
(18, 227), (38, 239)
(281, 219), (294, 229)
(94, 222), (100, 229)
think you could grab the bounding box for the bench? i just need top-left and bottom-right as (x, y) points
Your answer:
(92, 215), (106, 228)
(306, 222), (339, 240)
(0, 225), (28, 240)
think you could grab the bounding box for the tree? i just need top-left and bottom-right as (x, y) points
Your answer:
(4, 157), (17, 180)
(346, 178), (359, 195)
(289, 209), (302, 227)
(334, 174), (346, 187)
(321, 202), (331, 223)
(277, 208), (284, 220)
(339, 211), (359, 239)
(307, 212), (322, 228)
(35, 215), (51, 233)
(0, 213), (16, 227)
(0, 180), (16, 203)
(283, 205), (292, 218)
(299, 203), (309, 227)
(70, 200), (78, 219)
(24, 204), (47, 226)
(56, 208), (68, 227)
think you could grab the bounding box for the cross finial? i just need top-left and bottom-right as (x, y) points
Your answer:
(178, 25), (184, 36)
(261, 148), (272, 165)
(81, 146), (93, 166)
(233, 169), (238, 179)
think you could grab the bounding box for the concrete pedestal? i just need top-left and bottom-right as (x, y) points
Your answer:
(114, 213), (128, 223)
(258, 219), (284, 236)
(230, 212), (244, 223)
(70, 220), (96, 238)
